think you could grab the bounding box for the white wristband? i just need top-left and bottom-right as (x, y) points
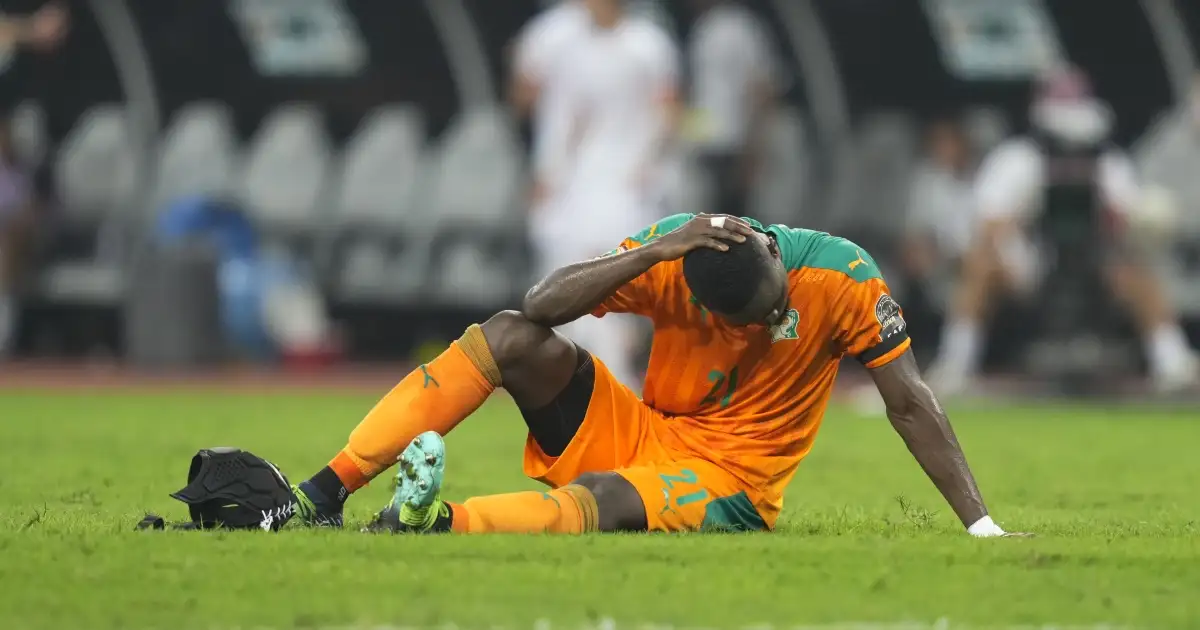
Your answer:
(967, 515), (1005, 537)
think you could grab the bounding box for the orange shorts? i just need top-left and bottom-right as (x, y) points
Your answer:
(521, 355), (769, 532)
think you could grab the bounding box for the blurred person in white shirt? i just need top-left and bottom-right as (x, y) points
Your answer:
(686, 0), (780, 217)
(519, 0), (682, 390)
(509, 0), (589, 211)
(899, 117), (978, 360)
(927, 67), (1197, 395)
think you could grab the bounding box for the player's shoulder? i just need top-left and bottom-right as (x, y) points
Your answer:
(626, 213), (694, 247)
(765, 223), (883, 284)
(620, 15), (677, 50)
(701, 4), (763, 38)
(982, 137), (1044, 170)
(523, 3), (589, 41)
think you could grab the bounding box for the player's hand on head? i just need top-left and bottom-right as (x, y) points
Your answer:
(649, 214), (754, 261)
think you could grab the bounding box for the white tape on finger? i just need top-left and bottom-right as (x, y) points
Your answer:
(710, 216), (725, 229)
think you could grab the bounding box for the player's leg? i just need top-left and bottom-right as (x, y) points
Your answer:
(928, 224), (1031, 394)
(1104, 257), (1197, 391)
(386, 440), (763, 534)
(379, 430), (648, 533)
(370, 320), (660, 534)
(613, 460), (771, 533)
(292, 310), (582, 525)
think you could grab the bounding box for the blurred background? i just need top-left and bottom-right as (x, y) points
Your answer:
(1, 0), (1199, 399)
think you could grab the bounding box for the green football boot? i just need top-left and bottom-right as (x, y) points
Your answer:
(363, 431), (452, 533)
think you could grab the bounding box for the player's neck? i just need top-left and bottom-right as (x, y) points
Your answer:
(589, 11), (623, 30)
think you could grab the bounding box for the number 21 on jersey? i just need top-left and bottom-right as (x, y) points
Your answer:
(700, 366), (740, 408)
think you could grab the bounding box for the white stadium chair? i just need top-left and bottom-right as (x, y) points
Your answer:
(237, 103), (332, 233)
(328, 105), (429, 303)
(41, 104), (140, 305)
(152, 102), (240, 208)
(334, 104), (425, 226)
(426, 106), (523, 232)
(53, 104), (138, 222)
(430, 241), (513, 307)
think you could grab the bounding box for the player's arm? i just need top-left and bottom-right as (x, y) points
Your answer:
(522, 214), (752, 327)
(971, 140), (1041, 260)
(837, 278), (1025, 537)
(632, 28), (683, 185)
(507, 48), (540, 120)
(868, 351), (1002, 534)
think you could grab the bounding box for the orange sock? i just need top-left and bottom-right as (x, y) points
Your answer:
(447, 485), (600, 534)
(327, 324), (501, 492)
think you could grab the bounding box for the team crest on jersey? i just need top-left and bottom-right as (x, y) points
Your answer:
(769, 308), (800, 343)
(875, 294), (906, 340)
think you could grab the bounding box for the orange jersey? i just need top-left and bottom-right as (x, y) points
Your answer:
(592, 214), (910, 517)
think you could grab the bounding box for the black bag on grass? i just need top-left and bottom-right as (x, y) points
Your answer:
(159, 448), (297, 531)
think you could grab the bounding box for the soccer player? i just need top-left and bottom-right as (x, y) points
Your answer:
(290, 214), (1022, 537)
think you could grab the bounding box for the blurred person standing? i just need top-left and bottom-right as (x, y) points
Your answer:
(900, 117), (978, 347)
(509, 0), (589, 213)
(927, 67), (1197, 395)
(686, 0), (780, 217)
(524, 0), (682, 391)
(0, 2), (68, 356)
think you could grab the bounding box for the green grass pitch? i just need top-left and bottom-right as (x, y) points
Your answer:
(0, 390), (1197, 628)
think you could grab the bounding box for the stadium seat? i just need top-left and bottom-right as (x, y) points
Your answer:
(238, 103), (332, 234)
(41, 104), (140, 305)
(426, 106), (523, 233)
(334, 105), (424, 225)
(423, 106), (526, 307)
(429, 241), (513, 307)
(152, 102), (240, 208)
(237, 103), (333, 270)
(53, 104), (138, 223)
(327, 105), (428, 304)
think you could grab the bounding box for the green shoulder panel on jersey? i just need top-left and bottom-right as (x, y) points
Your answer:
(767, 224), (883, 283)
(628, 213), (695, 246)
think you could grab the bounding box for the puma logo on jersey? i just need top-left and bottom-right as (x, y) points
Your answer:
(848, 249), (869, 271)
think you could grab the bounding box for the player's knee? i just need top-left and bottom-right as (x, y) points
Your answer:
(481, 310), (576, 376)
(480, 310), (554, 367)
(572, 472), (648, 532)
